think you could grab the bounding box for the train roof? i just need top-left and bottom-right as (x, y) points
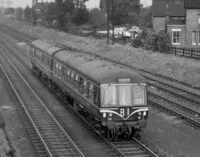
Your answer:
(31, 40), (61, 56)
(31, 40), (146, 84)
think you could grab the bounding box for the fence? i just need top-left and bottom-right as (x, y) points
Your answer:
(136, 42), (200, 60)
(81, 31), (200, 60)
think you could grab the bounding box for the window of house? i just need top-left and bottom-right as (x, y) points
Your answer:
(198, 32), (200, 45)
(172, 29), (181, 45)
(175, 0), (181, 4)
(192, 31), (196, 45)
(198, 11), (200, 24)
(36, 9), (40, 14)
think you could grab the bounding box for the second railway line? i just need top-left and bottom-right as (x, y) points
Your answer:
(0, 26), (159, 156)
(2, 24), (200, 129)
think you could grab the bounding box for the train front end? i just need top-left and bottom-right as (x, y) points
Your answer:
(100, 78), (148, 139)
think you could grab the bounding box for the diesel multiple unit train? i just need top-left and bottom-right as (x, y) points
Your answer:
(30, 39), (148, 140)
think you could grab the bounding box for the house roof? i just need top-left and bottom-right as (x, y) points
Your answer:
(167, 18), (185, 25)
(152, 0), (185, 17)
(34, 2), (50, 10)
(184, 0), (200, 9)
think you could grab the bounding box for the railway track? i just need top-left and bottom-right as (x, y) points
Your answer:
(0, 25), (159, 157)
(0, 50), (85, 156)
(3, 25), (200, 122)
(0, 23), (36, 43)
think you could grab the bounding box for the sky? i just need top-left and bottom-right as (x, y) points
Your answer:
(10, 0), (152, 8)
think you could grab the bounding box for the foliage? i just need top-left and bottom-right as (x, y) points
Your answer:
(107, 0), (141, 26)
(24, 5), (32, 21)
(89, 8), (106, 31)
(132, 29), (170, 52)
(15, 7), (24, 20)
(4, 7), (15, 16)
(74, 0), (89, 8)
(55, 0), (74, 29)
(139, 6), (152, 28)
(72, 7), (89, 26)
(43, 3), (57, 27)
(156, 30), (171, 52)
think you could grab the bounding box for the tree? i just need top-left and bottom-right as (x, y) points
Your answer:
(139, 6), (152, 28)
(43, 2), (57, 27)
(15, 7), (24, 20)
(55, 0), (74, 29)
(4, 7), (15, 16)
(74, 0), (89, 8)
(72, 7), (89, 25)
(89, 8), (106, 31)
(107, 0), (141, 26)
(24, 5), (32, 21)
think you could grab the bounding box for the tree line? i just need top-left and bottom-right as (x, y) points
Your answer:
(4, 0), (152, 31)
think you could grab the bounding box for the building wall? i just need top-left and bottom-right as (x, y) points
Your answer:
(153, 17), (166, 33)
(185, 9), (200, 48)
(167, 25), (186, 47)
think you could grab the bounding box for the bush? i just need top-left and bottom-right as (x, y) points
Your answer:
(156, 30), (171, 52)
(132, 37), (142, 48)
(132, 29), (171, 52)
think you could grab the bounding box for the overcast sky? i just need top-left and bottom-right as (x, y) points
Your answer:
(10, 0), (152, 8)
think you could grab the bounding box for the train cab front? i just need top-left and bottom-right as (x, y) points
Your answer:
(99, 80), (148, 139)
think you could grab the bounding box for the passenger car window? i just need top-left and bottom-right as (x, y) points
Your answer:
(101, 85), (117, 107)
(75, 74), (79, 90)
(89, 84), (94, 102)
(119, 86), (131, 106)
(83, 80), (88, 97)
(71, 72), (75, 87)
(133, 86), (145, 105)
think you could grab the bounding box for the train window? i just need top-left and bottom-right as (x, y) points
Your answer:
(53, 61), (56, 75)
(101, 85), (117, 107)
(93, 86), (98, 105)
(133, 85), (145, 105)
(89, 84), (94, 102)
(58, 64), (62, 78)
(79, 77), (83, 94)
(67, 69), (71, 85)
(71, 72), (75, 88)
(30, 47), (35, 56)
(47, 58), (51, 67)
(83, 79), (88, 97)
(44, 55), (46, 65)
(118, 86), (131, 106)
(75, 74), (79, 91)
(63, 69), (67, 83)
(55, 63), (59, 76)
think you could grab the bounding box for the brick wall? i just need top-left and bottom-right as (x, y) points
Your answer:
(167, 25), (186, 47)
(185, 9), (200, 48)
(153, 17), (165, 33)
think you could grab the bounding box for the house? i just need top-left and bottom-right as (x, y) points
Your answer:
(32, 0), (50, 25)
(152, 0), (200, 48)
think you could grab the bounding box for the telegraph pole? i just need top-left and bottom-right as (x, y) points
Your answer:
(106, 0), (110, 44)
(111, 0), (114, 45)
(32, 0), (37, 26)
